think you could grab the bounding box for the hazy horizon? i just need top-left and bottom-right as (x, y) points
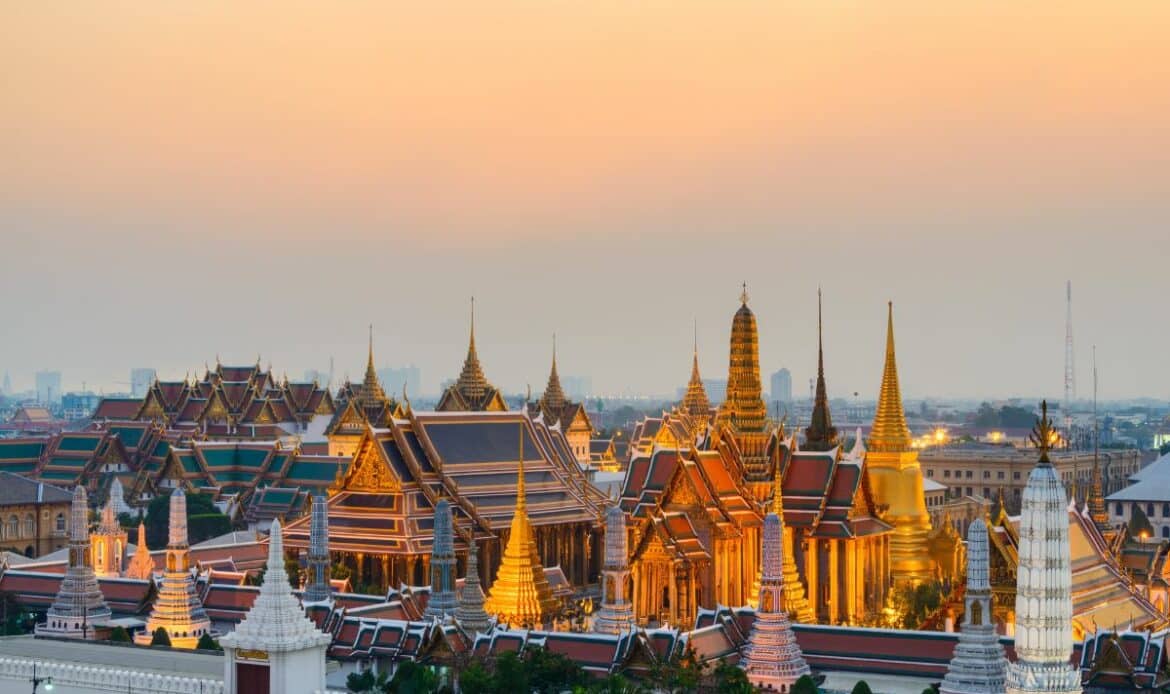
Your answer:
(3, 2), (1168, 401)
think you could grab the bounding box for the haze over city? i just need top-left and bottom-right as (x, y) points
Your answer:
(4, 2), (1169, 399)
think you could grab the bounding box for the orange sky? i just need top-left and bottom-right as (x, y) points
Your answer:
(2, 2), (1169, 398)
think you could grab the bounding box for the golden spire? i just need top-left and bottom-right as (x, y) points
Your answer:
(682, 320), (711, 417)
(869, 301), (913, 452)
(725, 285), (767, 433)
(483, 421), (556, 627)
(541, 334), (566, 414)
(360, 324), (387, 407)
(772, 453), (784, 516)
(804, 288), (839, 451)
(456, 296), (490, 402)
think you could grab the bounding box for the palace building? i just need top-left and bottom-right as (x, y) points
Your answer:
(528, 338), (594, 464)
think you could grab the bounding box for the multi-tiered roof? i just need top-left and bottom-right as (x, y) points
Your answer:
(437, 299), (507, 412)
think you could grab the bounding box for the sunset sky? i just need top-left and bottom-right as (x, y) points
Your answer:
(3, 2), (1169, 400)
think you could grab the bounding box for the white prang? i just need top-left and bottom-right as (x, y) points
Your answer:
(1005, 459), (1081, 694)
(940, 518), (1008, 694)
(221, 519), (332, 694)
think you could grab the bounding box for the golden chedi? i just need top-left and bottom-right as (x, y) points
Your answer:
(865, 302), (934, 585)
(483, 425), (557, 627)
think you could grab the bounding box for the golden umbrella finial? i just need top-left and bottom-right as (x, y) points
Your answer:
(1030, 400), (1055, 464)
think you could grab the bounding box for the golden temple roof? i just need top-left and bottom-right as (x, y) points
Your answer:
(868, 302), (913, 453)
(457, 297), (490, 402)
(483, 424), (557, 627)
(360, 325), (388, 410)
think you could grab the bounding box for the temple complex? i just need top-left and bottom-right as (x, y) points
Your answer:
(1006, 403), (1082, 694)
(436, 299), (508, 412)
(864, 303), (935, 585)
(36, 486), (111, 639)
(939, 519), (1007, 694)
(528, 337), (594, 463)
(326, 330), (401, 457)
(593, 503), (636, 634)
(740, 504), (812, 691)
(482, 430), (558, 627)
(135, 488), (213, 648)
(221, 519), (332, 694)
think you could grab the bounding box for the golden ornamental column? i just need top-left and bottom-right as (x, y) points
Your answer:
(865, 302), (935, 586)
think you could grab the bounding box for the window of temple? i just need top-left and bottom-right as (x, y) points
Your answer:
(7, 516), (18, 538)
(1163, 503), (1169, 518)
(1116, 503), (1124, 516)
(24, 515), (34, 536)
(56, 513), (65, 532)
(1163, 527), (1169, 539)
(1148, 503), (1156, 516)
(997, 471), (1005, 480)
(971, 600), (983, 626)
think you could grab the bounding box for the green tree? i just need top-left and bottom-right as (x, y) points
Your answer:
(792, 674), (819, 694)
(852, 681), (874, 694)
(495, 651), (530, 694)
(108, 626), (131, 643)
(526, 646), (589, 693)
(150, 626), (172, 647)
(387, 660), (438, 694)
(589, 674), (641, 694)
(196, 632), (222, 651)
(143, 490), (232, 548)
(890, 581), (943, 629)
(285, 556), (303, 589)
(346, 668), (387, 693)
(648, 644), (704, 693)
(457, 661), (495, 694)
(712, 660), (753, 694)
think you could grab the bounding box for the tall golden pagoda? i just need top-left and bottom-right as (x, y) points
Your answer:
(483, 424), (557, 627)
(718, 285), (771, 491)
(864, 302), (934, 585)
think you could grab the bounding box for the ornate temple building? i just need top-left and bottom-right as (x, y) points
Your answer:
(1006, 403), (1082, 694)
(679, 329), (714, 439)
(803, 290), (838, 453)
(125, 520), (155, 580)
(740, 504), (812, 691)
(620, 291), (895, 627)
(864, 303), (935, 585)
(135, 488), (213, 648)
(939, 518), (1007, 694)
(283, 409), (606, 595)
(132, 360), (335, 436)
(528, 338), (594, 464)
(594, 503), (636, 634)
(436, 300), (508, 412)
(36, 486), (111, 639)
(483, 440), (558, 627)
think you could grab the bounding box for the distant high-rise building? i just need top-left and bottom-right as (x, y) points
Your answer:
(703, 378), (728, 404)
(770, 368), (792, 404)
(1, 371), (10, 395)
(377, 365), (422, 399)
(35, 370), (62, 405)
(130, 368), (156, 398)
(562, 375), (592, 400)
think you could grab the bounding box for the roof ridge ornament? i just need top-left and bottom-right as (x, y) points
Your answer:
(1030, 400), (1055, 464)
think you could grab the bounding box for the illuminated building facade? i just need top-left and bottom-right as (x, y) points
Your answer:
(135, 488), (213, 648)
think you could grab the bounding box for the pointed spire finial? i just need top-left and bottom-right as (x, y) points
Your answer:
(740, 282), (749, 306)
(1031, 400), (1055, 464)
(869, 300), (912, 452)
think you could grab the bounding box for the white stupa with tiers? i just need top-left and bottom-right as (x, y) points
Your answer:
(221, 519), (332, 694)
(940, 518), (1008, 694)
(424, 498), (458, 621)
(1006, 403), (1082, 694)
(593, 503), (636, 634)
(740, 508), (811, 690)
